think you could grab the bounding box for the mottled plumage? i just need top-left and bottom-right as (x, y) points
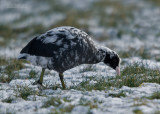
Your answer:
(18, 26), (120, 89)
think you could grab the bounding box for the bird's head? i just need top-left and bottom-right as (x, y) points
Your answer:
(102, 49), (121, 76)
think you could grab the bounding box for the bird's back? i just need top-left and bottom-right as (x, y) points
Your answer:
(19, 26), (99, 72)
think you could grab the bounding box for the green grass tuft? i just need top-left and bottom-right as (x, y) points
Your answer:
(93, 0), (136, 28)
(42, 97), (62, 108)
(70, 76), (110, 91)
(29, 70), (38, 79)
(79, 98), (98, 109)
(0, 73), (15, 83)
(0, 58), (8, 66)
(108, 91), (126, 98)
(119, 63), (160, 87)
(0, 58), (25, 83)
(71, 62), (160, 91)
(133, 109), (143, 114)
(154, 110), (160, 114)
(15, 85), (37, 100)
(147, 92), (160, 99)
(2, 97), (14, 103)
(149, 0), (160, 6)
(5, 59), (24, 75)
(42, 97), (74, 113)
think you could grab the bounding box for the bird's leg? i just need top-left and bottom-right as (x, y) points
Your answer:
(59, 73), (66, 89)
(39, 68), (45, 85)
(33, 68), (45, 85)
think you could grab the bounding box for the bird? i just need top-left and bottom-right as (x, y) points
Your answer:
(18, 26), (121, 89)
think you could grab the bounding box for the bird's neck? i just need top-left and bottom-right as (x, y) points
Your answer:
(96, 46), (113, 62)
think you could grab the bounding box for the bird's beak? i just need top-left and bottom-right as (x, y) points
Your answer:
(116, 66), (120, 76)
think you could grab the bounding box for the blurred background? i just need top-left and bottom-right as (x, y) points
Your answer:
(0, 0), (160, 61)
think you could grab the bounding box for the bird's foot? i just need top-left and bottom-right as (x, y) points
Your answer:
(37, 84), (45, 90)
(32, 79), (42, 85)
(32, 80), (45, 89)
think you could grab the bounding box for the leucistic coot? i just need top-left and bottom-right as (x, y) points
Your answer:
(18, 26), (121, 89)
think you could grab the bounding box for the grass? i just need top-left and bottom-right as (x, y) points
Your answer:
(133, 101), (148, 107)
(5, 59), (24, 75)
(70, 76), (109, 91)
(0, 73), (15, 83)
(2, 97), (14, 103)
(0, 0), (159, 113)
(51, 10), (89, 32)
(79, 98), (100, 109)
(70, 62), (160, 91)
(49, 105), (74, 114)
(119, 47), (151, 59)
(15, 85), (38, 100)
(149, 0), (160, 6)
(0, 58), (8, 66)
(119, 63), (160, 87)
(42, 97), (63, 108)
(50, 84), (62, 90)
(108, 91), (126, 98)
(1, 58), (159, 93)
(29, 70), (38, 79)
(0, 0), (138, 47)
(0, 58), (25, 83)
(110, 63), (160, 88)
(0, 58), (25, 73)
(79, 65), (93, 73)
(0, 20), (48, 46)
(93, 0), (136, 28)
(133, 109), (143, 114)
(147, 91), (160, 99)
(42, 96), (101, 113)
(155, 110), (160, 114)
(0, 110), (15, 114)
(0, 26), (16, 46)
(42, 97), (74, 113)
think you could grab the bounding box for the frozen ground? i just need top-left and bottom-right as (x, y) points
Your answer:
(0, 58), (160, 114)
(0, 0), (160, 114)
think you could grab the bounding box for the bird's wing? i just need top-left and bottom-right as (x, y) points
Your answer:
(20, 26), (96, 58)
(20, 28), (78, 57)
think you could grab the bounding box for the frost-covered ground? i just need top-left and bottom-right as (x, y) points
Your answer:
(0, 0), (160, 114)
(0, 58), (160, 114)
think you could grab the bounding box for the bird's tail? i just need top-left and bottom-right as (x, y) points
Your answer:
(17, 53), (27, 60)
